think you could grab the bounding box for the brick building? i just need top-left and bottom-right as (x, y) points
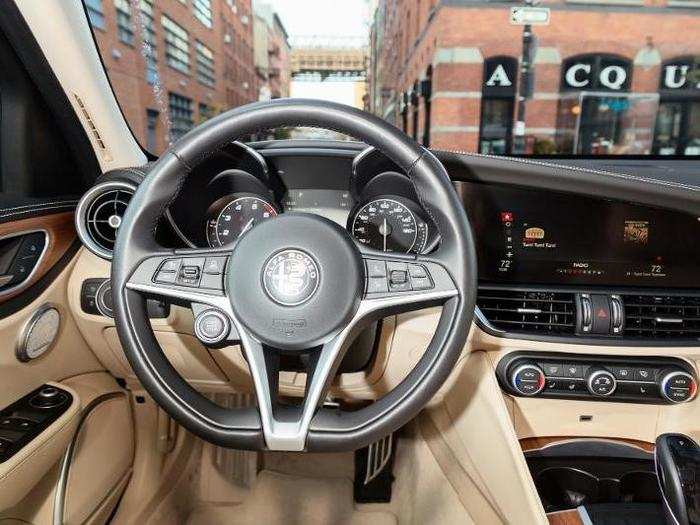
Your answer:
(86, 0), (267, 153)
(253, 3), (291, 100)
(369, 0), (700, 155)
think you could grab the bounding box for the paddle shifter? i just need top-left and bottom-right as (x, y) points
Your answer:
(656, 433), (700, 525)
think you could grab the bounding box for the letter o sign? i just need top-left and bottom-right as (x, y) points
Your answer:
(599, 65), (627, 90)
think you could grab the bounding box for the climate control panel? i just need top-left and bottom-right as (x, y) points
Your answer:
(498, 352), (697, 404)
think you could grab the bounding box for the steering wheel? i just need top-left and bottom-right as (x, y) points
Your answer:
(112, 99), (477, 452)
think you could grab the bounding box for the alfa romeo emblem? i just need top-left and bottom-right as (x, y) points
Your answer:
(262, 249), (320, 306)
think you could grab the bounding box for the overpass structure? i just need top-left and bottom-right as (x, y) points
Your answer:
(290, 35), (368, 81)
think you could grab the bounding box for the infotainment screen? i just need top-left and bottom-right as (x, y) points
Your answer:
(456, 182), (700, 288)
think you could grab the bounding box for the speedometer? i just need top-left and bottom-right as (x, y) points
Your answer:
(351, 198), (428, 253)
(207, 196), (277, 247)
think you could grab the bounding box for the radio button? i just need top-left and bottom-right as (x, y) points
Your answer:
(634, 367), (656, 382)
(541, 363), (564, 377)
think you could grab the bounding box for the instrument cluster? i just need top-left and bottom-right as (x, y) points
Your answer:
(166, 144), (439, 254)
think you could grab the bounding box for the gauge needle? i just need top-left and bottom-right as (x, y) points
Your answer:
(241, 218), (255, 234)
(382, 217), (387, 252)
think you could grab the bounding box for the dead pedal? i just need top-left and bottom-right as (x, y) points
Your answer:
(354, 433), (395, 503)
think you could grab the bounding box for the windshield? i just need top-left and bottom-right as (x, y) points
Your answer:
(85, 0), (700, 157)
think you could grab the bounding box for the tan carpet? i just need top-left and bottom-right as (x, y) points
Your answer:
(187, 470), (397, 525)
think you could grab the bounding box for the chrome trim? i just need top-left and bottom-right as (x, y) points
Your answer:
(510, 364), (545, 396)
(0, 229), (49, 300)
(52, 391), (126, 525)
(75, 180), (136, 260)
(16, 303), (60, 362)
(577, 505), (594, 525)
(655, 445), (684, 525)
(660, 371), (697, 403)
(655, 317), (684, 324)
(586, 370), (617, 397)
(193, 308), (231, 345)
(351, 145), (376, 180)
(516, 308), (541, 314)
(364, 433), (393, 484)
(95, 280), (114, 317)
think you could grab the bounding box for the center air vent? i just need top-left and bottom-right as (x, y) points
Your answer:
(622, 295), (700, 340)
(477, 289), (576, 335)
(76, 181), (135, 259)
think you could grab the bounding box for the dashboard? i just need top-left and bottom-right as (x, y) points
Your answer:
(66, 139), (700, 346)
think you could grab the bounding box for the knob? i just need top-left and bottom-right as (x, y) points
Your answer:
(587, 369), (617, 397)
(660, 370), (697, 404)
(95, 280), (114, 317)
(510, 364), (545, 396)
(194, 309), (230, 346)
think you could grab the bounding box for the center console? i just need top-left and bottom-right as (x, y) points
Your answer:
(497, 352), (697, 404)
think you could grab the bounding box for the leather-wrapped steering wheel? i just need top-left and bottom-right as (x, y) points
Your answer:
(111, 99), (477, 452)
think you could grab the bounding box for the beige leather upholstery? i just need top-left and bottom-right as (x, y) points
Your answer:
(61, 373), (134, 525)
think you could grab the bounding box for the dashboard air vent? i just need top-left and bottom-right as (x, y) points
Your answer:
(622, 295), (700, 340)
(76, 181), (136, 260)
(478, 289), (576, 335)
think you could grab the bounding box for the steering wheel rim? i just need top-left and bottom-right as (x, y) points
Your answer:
(111, 99), (477, 452)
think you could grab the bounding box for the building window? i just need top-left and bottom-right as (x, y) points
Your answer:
(654, 58), (700, 155)
(139, 0), (156, 46)
(199, 103), (215, 123)
(479, 57), (517, 154)
(139, 0), (158, 84)
(195, 41), (215, 87)
(114, 0), (134, 45)
(85, 0), (105, 30)
(168, 93), (193, 142)
(146, 109), (159, 152)
(193, 0), (213, 28)
(162, 16), (190, 74)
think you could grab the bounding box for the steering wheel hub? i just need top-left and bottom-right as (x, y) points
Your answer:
(227, 213), (364, 350)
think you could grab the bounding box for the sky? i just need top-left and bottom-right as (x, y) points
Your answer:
(262, 0), (370, 40)
(260, 0), (371, 107)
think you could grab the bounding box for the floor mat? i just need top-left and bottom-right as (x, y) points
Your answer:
(187, 470), (397, 525)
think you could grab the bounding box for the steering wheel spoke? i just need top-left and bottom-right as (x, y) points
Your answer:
(240, 325), (350, 451)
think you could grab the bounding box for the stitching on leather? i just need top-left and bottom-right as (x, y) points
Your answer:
(430, 148), (700, 193)
(0, 200), (79, 213)
(151, 152), (191, 238)
(0, 203), (78, 220)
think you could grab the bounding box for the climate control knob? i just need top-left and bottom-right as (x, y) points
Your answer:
(510, 364), (545, 396)
(660, 370), (697, 404)
(587, 369), (617, 397)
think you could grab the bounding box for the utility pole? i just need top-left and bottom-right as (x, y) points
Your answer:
(513, 0), (536, 154)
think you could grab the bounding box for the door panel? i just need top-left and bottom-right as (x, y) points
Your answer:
(0, 211), (76, 303)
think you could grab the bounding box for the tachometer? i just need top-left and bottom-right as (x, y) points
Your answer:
(207, 195), (277, 247)
(351, 198), (428, 253)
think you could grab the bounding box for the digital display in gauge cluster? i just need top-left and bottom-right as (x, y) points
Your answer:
(457, 182), (700, 288)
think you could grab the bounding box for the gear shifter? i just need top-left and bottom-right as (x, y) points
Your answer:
(656, 433), (700, 525)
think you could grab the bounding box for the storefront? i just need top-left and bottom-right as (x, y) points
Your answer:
(479, 56), (517, 154)
(653, 57), (700, 155)
(554, 54), (658, 154)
